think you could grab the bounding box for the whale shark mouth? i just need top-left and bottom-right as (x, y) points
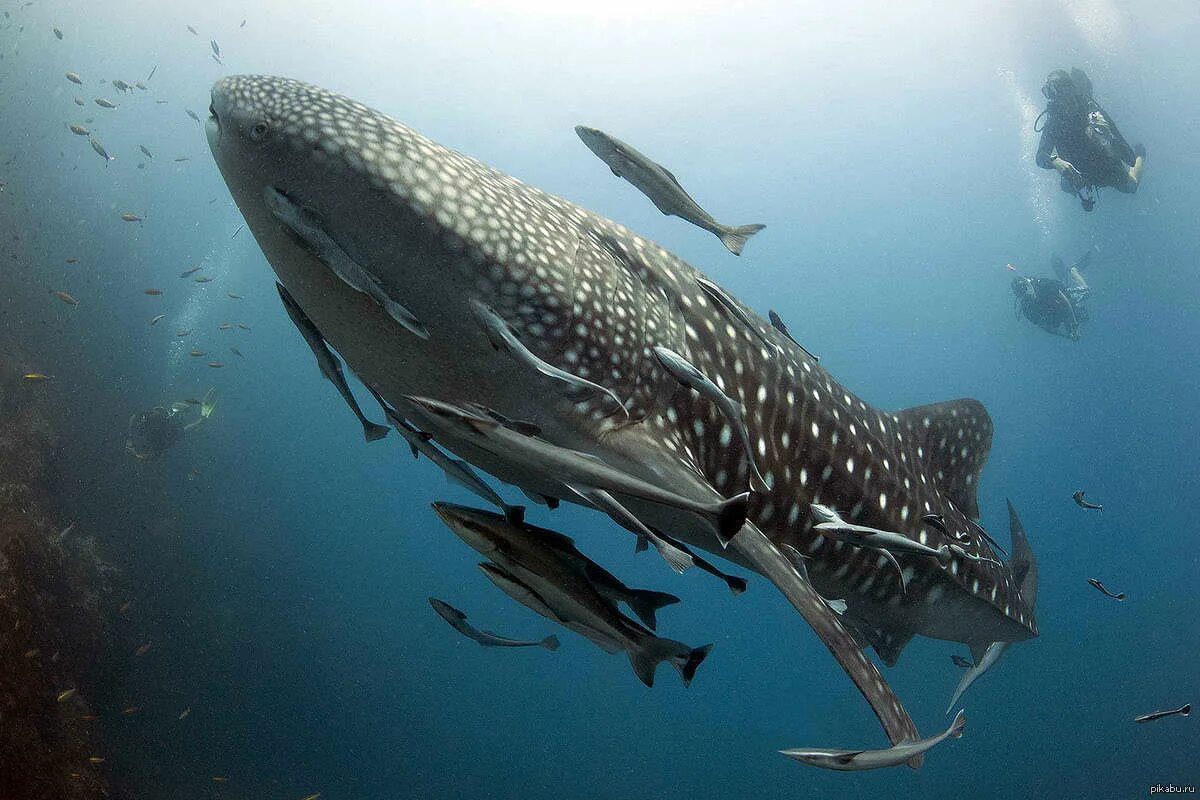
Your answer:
(205, 74), (1040, 762)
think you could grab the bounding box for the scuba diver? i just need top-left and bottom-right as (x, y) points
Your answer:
(1011, 251), (1092, 341)
(126, 388), (217, 460)
(1035, 68), (1145, 211)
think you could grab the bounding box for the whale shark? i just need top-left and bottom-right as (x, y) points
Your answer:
(206, 75), (1039, 761)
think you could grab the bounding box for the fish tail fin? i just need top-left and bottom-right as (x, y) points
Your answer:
(363, 421), (390, 442)
(949, 709), (967, 739)
(626, 590), (681, 631)
(724, 574), (748, 595)
(1116, 592), (1126, 601)
(676, 643), (714, 687)
(649, 533), (693, 574)
(634, 535), (649, 553)
(714, 492), (751, 547)
(718, 223), (766, 256)
(540, 635), (560, 651)
(1181, 704), (1191, 716)
(630, 637), (712, 688)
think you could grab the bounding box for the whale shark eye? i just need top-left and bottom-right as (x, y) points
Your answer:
(249, 121), (270, 141)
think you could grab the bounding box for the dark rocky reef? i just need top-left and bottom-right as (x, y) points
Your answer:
(1, 355), (120, 798)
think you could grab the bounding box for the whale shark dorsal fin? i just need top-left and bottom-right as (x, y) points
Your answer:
(895, 399), (992, 520)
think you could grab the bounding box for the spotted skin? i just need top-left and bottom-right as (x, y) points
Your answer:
(207, 76), (1038, 752)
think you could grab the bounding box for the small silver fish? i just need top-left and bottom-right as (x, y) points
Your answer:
(139, 144), (152, 158)
(65, 71), (82, 84)
(89, 138), (112, 162)
(68, 123), (89, 136)
(1134, 704), (1190, 724)
(94, 98), (117, 109)
(185, 108), (201, 123)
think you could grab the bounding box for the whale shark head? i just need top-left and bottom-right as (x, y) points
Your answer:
(207, 75), (1039, 755)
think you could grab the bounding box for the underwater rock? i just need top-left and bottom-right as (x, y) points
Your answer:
(0, 354), (119, 800)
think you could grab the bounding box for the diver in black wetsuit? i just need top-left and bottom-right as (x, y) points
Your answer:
(125, 389), (217, 460)
(1035, 68), (1145, 211)
(1011, 252), (1091, 341)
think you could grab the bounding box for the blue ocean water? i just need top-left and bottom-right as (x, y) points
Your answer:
(2, 1), (1198, 797)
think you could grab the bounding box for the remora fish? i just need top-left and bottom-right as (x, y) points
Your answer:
(810, 503), (951, 593)
(433, 503), (711, 687)
(428, 598), (559, 650)
(442, 491), (688, 628)
(1072, 490), (1102, 511)
(366, 385), (522, 520)
(780, 709), (967, 771)
(472, 298), (626, 418)
(653, 345), (770, 499)
(264, 187), (429, 339)
(1087, 578), (1125, 601)
(402, 395), (748, 571)
(574, 125), (765, 255)
(206, 76), (1039, 752)
(1134, 704), (1190, 724)
(768, 309), (818, 361)
(275, 282), (390, 442)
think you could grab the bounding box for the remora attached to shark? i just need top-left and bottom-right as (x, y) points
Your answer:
(206, 76), (1040, 760)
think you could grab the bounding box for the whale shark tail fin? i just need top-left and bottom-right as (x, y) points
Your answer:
(719, 223), (765, 256)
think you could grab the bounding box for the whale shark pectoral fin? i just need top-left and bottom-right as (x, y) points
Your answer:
(731, 522), (923, 765)
(896, 399), (992, 519)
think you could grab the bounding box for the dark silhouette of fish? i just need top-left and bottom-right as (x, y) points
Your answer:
(1087, 578), (1125, 601)
(1134, 704), (1190, 724)
(1072, 490), (1102, 511)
